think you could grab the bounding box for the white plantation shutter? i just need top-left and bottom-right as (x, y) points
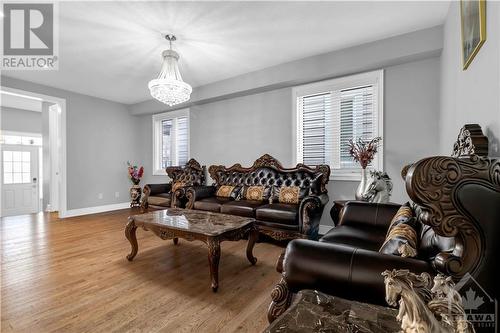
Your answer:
(338, 85), (377, 169)
(296, 71), (382, 178)
(298, 92), (332, 166)
(161, 119), (173, 167)
(176, 117), (189, 166)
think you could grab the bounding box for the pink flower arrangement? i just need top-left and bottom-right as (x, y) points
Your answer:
(348, 137), (382, 169)
(127, 161), (144, 185)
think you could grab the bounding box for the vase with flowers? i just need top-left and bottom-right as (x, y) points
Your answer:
(348, 137), (382, 201)
(127, 162), (144, 207)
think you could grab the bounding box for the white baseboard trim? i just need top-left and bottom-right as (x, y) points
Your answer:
(319, 224), (334, 236)
(61, 202), (130, 218)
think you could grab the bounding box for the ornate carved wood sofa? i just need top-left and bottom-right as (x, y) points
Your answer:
(141, 159), (205, 210)
(268, 124), (499, 322)
(185, 154), (330, 240)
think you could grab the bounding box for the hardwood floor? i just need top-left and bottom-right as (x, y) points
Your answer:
(1, 209), (284, 333)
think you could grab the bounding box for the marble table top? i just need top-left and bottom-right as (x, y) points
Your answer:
(130, 208), (255, 236)
(265, 290), (400, 333)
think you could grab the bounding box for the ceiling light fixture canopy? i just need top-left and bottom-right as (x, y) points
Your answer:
(148, 34), (192, 106)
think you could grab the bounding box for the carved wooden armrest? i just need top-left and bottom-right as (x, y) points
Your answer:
(298, 194), (329, 240)
(172, 187), (188, 208)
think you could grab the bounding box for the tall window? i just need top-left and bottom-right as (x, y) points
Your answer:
(294, 70), (383, 180)
(153, 109), (189, 175)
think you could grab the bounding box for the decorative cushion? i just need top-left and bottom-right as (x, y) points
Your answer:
(279, 186), (300, 204)
(242, 185), (272, 201)
(172, 181), (187, 193)
(272, 186), (308, 204)
(216, 185), (241, 199)
(379, 203), (419, 258)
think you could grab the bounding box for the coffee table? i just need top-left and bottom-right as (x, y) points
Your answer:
(125, 208), (258, 292)
(264, 290), (399, 332)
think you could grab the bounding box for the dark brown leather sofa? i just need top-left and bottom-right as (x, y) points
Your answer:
(185, 154), (330, 240)
(268, 152), (500, 322)
(141, 159), (205, 210)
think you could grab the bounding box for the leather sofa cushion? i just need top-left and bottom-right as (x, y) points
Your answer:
(148, 184), (171, 196)
(148, 194), (171, 207)
(193, 197), (231, 212)
(256, 203), (299, 226)
(320, 225), (387, 251)
(220, 200), (263, 217)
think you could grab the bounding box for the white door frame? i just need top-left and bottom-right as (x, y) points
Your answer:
(1, 86), (68, 218)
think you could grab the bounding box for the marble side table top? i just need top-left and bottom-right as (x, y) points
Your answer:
(264, 290), (400, 333)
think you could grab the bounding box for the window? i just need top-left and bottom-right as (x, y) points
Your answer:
(1, 134), (42, 146)
(3, 151), (31, 184)
(153, 109), (189, 175)
(294, 70), (383, 180)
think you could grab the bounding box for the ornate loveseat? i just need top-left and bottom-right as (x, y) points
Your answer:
(185, 154), (330, 240)
(268, 125), (499, 322)
(141, 159), (205, 210)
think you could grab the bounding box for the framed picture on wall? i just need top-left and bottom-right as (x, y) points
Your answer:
(460, 0), (486, 70)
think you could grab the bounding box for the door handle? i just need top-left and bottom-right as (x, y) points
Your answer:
(33, 177), (37, 183)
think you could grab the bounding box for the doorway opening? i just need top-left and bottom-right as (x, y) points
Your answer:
(0, 87), (67, 218)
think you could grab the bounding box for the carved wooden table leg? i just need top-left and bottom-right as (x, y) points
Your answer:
(207, 237), (221, 292)
(246, 227), (258, 265)
(173, 238), (179, 245)
(125, 217), (138, 261)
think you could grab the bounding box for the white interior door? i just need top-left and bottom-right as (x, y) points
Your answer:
(1, 145), (40, 217)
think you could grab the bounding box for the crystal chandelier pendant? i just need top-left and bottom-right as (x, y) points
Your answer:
(148, 35), (192, 106)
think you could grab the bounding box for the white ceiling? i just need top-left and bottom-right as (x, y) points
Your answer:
(3, 1), (450, 105)
(1, 91), (43, 112)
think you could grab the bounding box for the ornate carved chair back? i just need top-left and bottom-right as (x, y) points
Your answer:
(166, 159), (206, 186)
(452, 124), (489, 158)
(405, 154), (500, 301)
(401, 125), (497, 299)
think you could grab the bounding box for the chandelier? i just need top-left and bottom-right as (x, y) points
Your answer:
(148, 34), (192, 106)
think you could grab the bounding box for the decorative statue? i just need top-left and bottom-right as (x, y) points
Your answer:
(361, 170), (393, 203)
(382, 269), (474, 333)
(428, 276), (474, 333)
(347, 137), (382, 201)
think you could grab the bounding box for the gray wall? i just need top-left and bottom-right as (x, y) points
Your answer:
(138, 57), (441, 227)
(1, 107), (42, 133)
(1, 76), (141, 210)
(440, 1), (500, 157)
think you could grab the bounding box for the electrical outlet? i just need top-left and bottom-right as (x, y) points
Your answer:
(115, 191), (120, 198)
(98, 193), (103, 199)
